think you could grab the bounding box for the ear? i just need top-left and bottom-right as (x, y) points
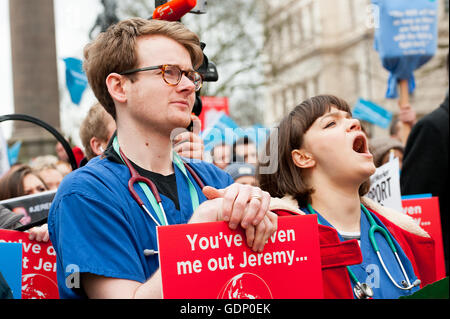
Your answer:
(90, 137), (106, 157)
(106, 73), (127, 104)
(291, 149), (315, 169)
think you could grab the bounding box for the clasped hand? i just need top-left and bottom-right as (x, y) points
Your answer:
(190, 184), (277, 253)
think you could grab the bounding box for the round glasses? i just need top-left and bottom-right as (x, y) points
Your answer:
(120, 64), (203, 91)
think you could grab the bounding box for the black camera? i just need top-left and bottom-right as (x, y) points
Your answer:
(192, 42), (218, 116)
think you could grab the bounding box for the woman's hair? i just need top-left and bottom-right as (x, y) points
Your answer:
(257, 95), (370, 207)
(0, 164), (48, 200)
(83, 18), (204, 120)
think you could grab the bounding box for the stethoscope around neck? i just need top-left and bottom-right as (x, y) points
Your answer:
(112, 137), (205, 256)
(307, 203), (421, 299)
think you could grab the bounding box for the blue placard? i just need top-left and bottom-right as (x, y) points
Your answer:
(372, 0), (438, 98)
(201, 113), (239, 151)
(0, 242), (22, 299)
(352, 98), (393, 129)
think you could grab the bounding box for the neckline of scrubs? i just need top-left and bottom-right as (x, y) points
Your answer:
(112, 137), (202, 226)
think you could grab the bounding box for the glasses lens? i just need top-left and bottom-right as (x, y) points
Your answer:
(163, 65), (202, 91)
(188, 72), (203, 91)
(163, 65), (181, 85)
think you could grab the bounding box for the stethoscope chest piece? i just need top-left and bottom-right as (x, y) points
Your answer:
(354, 283), (374, 299)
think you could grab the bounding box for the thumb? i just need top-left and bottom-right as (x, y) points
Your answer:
(202, 186), (224, 200)
(191, 114), (202, 136)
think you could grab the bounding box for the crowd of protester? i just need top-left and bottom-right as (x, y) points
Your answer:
(0, 17), (447, 300)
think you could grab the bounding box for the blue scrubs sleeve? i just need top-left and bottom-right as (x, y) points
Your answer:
(51, 192), (145, 284)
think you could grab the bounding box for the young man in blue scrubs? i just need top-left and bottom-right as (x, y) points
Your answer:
(48, 18), (277, 299)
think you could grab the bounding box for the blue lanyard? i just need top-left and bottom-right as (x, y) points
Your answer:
(112, 137), (200, 226)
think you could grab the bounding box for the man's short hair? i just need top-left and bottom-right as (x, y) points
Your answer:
(79, 102), (114, 160)
(83, 18), (204, 119)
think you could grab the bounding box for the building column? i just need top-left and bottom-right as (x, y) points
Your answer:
(9, 0), (60, 161)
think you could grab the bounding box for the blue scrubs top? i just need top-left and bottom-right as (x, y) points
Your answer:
(48, 156), (233, 299)
(306, 207), (420, 299)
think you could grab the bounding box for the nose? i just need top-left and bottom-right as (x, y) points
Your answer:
(177, 73), (196, 93)
(346, 118), (361, 132)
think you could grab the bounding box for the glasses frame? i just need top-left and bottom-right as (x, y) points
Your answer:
(119, 64), (203, 91)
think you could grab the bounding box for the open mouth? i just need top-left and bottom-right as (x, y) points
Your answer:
(352, 135), (367, 154)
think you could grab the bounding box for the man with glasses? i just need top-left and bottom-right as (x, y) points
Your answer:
(48, 18), (276, 299)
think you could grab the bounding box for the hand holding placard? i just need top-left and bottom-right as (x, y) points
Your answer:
(194, 185), (277, 252)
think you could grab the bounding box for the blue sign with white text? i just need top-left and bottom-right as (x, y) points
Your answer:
(372, 0), (438, 98)
(201, 113), (239, 151)
(201, 113), (269, 152)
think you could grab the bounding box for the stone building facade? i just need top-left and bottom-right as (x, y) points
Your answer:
(262, 0), (449, 137)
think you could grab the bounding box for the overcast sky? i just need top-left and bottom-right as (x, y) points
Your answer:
(0, 0), (102, 140)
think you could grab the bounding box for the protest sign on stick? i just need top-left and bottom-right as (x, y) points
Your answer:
(372, 0), (438, 98)
(157, 215), (323, 299)
(372, 0), (438, 142)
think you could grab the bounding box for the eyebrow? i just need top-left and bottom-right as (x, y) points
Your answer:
(319, 110), (351, 125)
(169, 63), (195, 72)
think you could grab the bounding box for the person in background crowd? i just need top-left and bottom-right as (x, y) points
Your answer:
(29, 154), (58, 168)
(55, 160), (72, 177)
(0, 164), (47, 199)
(210, 141), (231, 170)
(400, 55), (449, 276)
(34, 165), (64, 191)
(79, 102), (116, 162)
(225, 162), (257, 186)
(48, 18), (276, 299)
(232, 136), (258, 165)
(369, 136), (404, 169)
(55, 141), (85, 168)
(30, 155), (64, 190)
(0, 166), (50, 242)
(55, 141), (68, 162)
(258, 95), (436, 299)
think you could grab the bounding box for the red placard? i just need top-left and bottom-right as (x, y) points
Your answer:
(157, 215), (323, 299)
(0, 229), (59, 299)
(402, 197), (445, 280)
(198, 96), (229, 131)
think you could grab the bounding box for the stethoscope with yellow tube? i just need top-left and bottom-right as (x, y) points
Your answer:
(307, 203), (421, 299)
(112, 137), (205, 255)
